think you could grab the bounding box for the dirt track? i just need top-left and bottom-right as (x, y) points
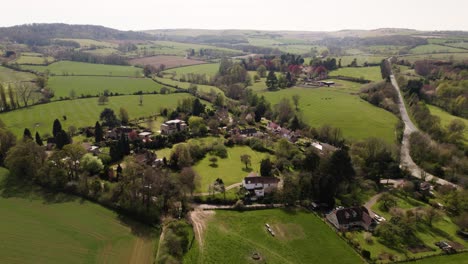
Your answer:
(189, 209), (214, 249)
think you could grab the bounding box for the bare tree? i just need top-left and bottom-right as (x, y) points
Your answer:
(16, 83), (35, 107)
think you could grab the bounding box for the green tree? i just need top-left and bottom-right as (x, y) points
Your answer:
(52, 118), (62, 138)
(260, 158), (272, 177)
(35, 132), (43, 146)
(266, 70), (278, 91)
(94, 121), (103, 143)
(188, 116), (207, 136)
(100, 108), (120, 128)
(0, 120), (16, 165)
(80, 153), (104, 175)
(55, 129), (71, 149)
(292, 94), (300, 110)
(240, 154), (251, 169)
(23, 128), (33, 140)
(119, 107), (129, 125)
(5, 140), (46, 180)
(256, 65), (267, 78)
(192, 98), (205, 116)
(378, 193), (397, 212)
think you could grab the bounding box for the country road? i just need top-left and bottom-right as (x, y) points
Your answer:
(388, 71), (460, 189)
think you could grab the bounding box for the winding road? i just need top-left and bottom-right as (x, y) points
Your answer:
(388, 69), (460, 189)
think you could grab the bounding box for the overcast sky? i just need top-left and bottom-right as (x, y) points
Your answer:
(2, 0), (467, 31)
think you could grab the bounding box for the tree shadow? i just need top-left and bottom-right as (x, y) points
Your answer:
(280, 207), (298, 215)
(242, 167), (253, 173)
(209, 163), (218, 168)
(117, 213), (159, 240)
(0, 173), (78, 204)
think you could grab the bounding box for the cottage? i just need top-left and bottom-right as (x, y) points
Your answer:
(326, 206), (374, 231)
(160, 119), (187, 135)
(242, 172), (279, 200)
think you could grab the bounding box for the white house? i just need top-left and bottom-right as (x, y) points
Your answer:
(160, 119), (187, 135)
(242, 172), (279, 200)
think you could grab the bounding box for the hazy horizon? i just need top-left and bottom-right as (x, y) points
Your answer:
(1, 0), (468, 32)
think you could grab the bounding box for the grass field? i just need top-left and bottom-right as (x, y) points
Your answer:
(154, 76), (223, 94)
(333, 55), (387, 67)
(0, 65), (37, 84)
(135, 41), (242, 57)
(49, 76), (167, 99)
(0, 93), (194, 136)
(21, 61), (143, 77)
(427, 104), (468, 142)
(83, 48), (121, 56)
(56, 38), (118, 48)
(445, 42), (468, 49)
(193, 145), (270, 193)
(261, 80), (399, 143)
(330, 66), (383, 82)
(15, 54), (55, 65)
(0, 167), (157, 264)
(402, 52), (468, 63)
(184, 209), (362, 264)
(129, 55), (206, 69)
(409, 44), (468, 54)
(163, 63), (220, 78)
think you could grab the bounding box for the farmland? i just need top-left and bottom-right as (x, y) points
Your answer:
(14, 54), (55, 65)
(56, 38), (118, 48)
(154, 76), (223, 94)
(262, 81), (399, 143)
(0, 93), (194, 136)
(332, 55), (388, 67)
(21, 61), (143, 77)
(135, 40), (242, 57)
(0, 167), (157, 264)
(330, 66), (383, 82)
(412, 253), (468, 264)
(130, 55), (206, 69)
(49, 76), (166, 99)
(184, 209), (362, 264)
(409, 44), (468, 54)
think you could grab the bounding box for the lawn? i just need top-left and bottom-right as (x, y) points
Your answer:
(184, 209), (362, 264)
(0, 93), (194, 136)
(409, 44), (467, 54)
(163, 63), (220, 78)
(330, 66), (383, 82)
(427, 104), (468, 141)
(261, 81), (399, 143)
(14, 54), (55, 65)
(0, 167), (157, 264)
(193, 145), (271, 193)
(49, 76), (167, 99)
(21, 61), (143, 77)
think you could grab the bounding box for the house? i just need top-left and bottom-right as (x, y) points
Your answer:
(326, 206), (374, 231)
(160, 119), (187, 135)
(242, 172), (279, 200)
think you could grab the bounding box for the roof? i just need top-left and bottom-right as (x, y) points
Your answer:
(139, 132), (152, 136)
(312, 142), (323, 151)
(165, 119), (185, 124)
(332, 207), (372, 226)
(244, 176), (279, 185)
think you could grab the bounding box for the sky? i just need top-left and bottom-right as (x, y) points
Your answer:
(1, 0), (467, 32)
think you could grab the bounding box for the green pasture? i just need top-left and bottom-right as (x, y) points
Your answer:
(412, 253), (468, 264)
(83, 48), (121, 56)
(184, 209), (361, 264)
(21, 61), (143, 77)
(0, 93), (194, 136)
(49, 76), (167, 99)
(15, 54), (55, 65)
(163, 63), (220, 78)
(402, 53), (468, 62)
(56, 38), (118, 48)
(409, 44), (467, 54)
(135, 41), (241, 57)
(262, 81), (399, 143)
(0, 167), (156, 264)
(333, 55), (387, 67)
(0, 66), (37, 84)
(330, 66), (383, 82)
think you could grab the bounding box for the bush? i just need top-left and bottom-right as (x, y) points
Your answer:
(362, 249), (371, 259)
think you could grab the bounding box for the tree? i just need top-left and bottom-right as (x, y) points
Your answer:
(94, 121), (103, 143)
(119, 107), (129, 125)
(274, 98), (295, 125)
(424, 207), (443, 227)
(35, 132), (43, 146)
(98, 95), (108, 105)
(266, 70), (278, 91)
(69, 89), (76, 99)
(209, 156), (218, 167)
(290, 115), (301, 131)
(303, 147), (320, 172)
(292, 94), (300, 110)
(52, 119), (62, 138)
(0, 120), (16, 165)
(5, 140), (46, 180)
(378, 193), (397, 212)
(179, 167), (197, 197)
(23, 128), (33, 140)
(0, 83), (8, 110)
(55, 129), (71, 149)
(188, 116), (207, 136)
(100, 108), (120, 128)
(16, 83), (35, 107)
(192, 98), (205, 116)
(240, 154), (251, 169)
(256, 65), (267, 78)
(402, 181), (415, 197)
(8, 86), (17, 110)
(36, 76), (47, 88)
(68, 125), (77, 137)
(260, 158), (272, 177)
(80, 153), (104, 175)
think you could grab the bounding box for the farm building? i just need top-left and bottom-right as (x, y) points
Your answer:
(161, 119), (187, 135)
(326, 206), (374, 231)
(242, 172), (279, 200)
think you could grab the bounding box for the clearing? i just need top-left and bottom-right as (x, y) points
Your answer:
(330, 66), (383, 82)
